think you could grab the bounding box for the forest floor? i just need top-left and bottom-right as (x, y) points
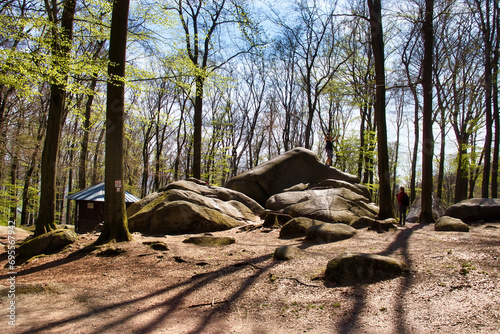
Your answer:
(1, 220), (499, 334)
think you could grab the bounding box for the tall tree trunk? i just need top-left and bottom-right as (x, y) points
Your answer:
(0, 86), (15, 183)
(367, 0), (393, 219)
(491, 2), (499, 197)
(95, 0), (132, 244)
(409, 86), (420, 203)
(437, 119), (446, 201)
(454, 135), (469, 202)
(493, 60), (499, 197)
(419, 0), (435, 224)
(192, 76), (204, 180)
(65, 147), (74, 225)
(140, 125), (152, 198)
(35, 0), (77, 236)
(9, 123), (21, 224)
(357, 106), (366, 180)
(92, 127), (105, 185)
(79, 77), (98, 190)
(479, 0), (493, 198)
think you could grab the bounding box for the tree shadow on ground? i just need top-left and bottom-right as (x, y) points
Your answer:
(335, 223), (426, 334)
(0, 245), (97, 280)
(18, 253), (277, 334)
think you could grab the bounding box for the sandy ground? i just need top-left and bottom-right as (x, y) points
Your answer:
(1, 221), (499, 334)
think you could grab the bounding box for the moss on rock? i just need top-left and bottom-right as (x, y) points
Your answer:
(16, 229), (77, 264)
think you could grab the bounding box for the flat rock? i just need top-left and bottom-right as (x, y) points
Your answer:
(183, 236), (235, 247)
(325, 252), (408, 285)
(305, 223), (357, 244)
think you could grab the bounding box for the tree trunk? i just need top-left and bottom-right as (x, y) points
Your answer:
(437, 119), (446, 201)
(95, 0), (132, 245)
(79, 76), (99, 190)
(141, 124), (152, 198)
(367, 0), (393, 219)
(454, 135), (469, 202)
(480, 0), (493, 198)
(419, 0), (435, 224)
(192, 75), (204, 180)
(491, 3), (499, 197)
(357, 106), (365, 180)
(35, 0), (77, 236)
(92, 127), (105, 185)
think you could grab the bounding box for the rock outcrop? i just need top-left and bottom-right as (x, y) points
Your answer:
(128, 180), (264, 235)
(225, 147), (360, 205)
(444, 198), (500, 223)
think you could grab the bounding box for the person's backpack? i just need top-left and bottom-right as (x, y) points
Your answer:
(402, 193), (410, 206)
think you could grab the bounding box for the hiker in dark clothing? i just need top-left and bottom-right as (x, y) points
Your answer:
(397, 186), (410, 226)
(325, 134), (334, 166)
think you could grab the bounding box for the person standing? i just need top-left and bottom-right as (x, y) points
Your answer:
(325, 134), (334, 166)
(397, 186), (410, 226)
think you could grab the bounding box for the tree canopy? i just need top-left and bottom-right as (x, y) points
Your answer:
(0, 0), (499, 229)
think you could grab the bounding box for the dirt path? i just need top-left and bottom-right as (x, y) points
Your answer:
(1, 222), (499, 333)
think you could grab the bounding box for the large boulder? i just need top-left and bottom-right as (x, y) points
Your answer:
(444, 198), (500, 223)
(129, 200), (246, 235)
(225, 147), (360, 205)
(305, 223), (357, 244)
(435, 216), (470, 232)
(128, 180), (264, 235)
(16, 229), (77, 263)
(266, 188), (378, 224)
(325, 252), (408, 285)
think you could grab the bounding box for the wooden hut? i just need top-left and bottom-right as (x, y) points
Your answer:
(67, 183), (140, 233)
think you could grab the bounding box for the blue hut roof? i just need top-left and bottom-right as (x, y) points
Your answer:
(67, 182), (140, 203)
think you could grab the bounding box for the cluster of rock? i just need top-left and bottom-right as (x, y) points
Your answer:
(128, 148), (380, 238)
